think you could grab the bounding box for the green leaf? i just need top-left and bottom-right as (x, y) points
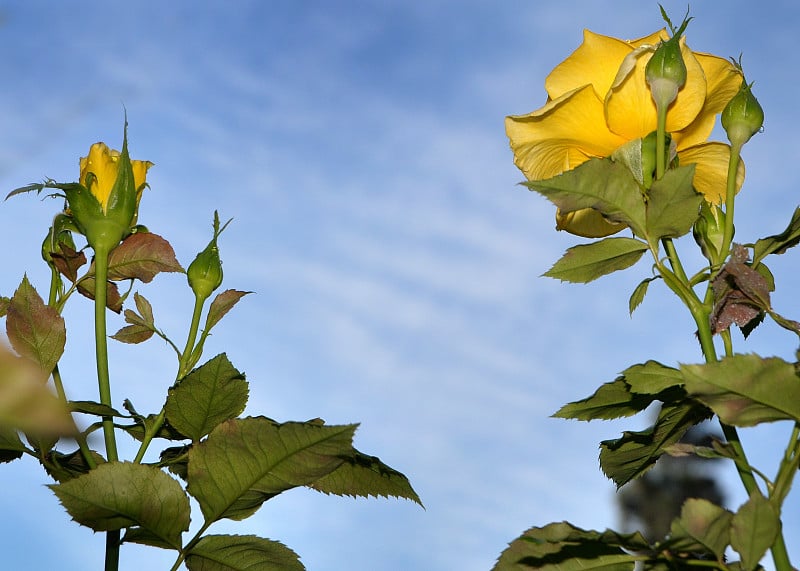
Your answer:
(185, 534), (304, 571)
(106, 232), (184, 283)
(645, 165), (702, 242)
(629, 277), (657, 315)
(752, 206), (800, 264)
(69, 400), (125, 418)
(553, 378), (658, 421)
(623, 361), (684, 395)
(524, 158), (647, 237)
(492, 522), (647, 571)
(42, 448), (106, 482)
(308, 448), (422, 505)
(5, 275), (66, 373)
(544, 237), (648, 283)
(187, 417), (355, 523)
(206, 289), (251, 332)
(49, 461), (190, 550)
(600, 401), (710, 487)
(0, 296), (9, 317)
(166, 354), (249, 442)
(0, 425), (26, 463)
(665, 498), (733, 559)
(680, 354), (800, 426)
(160, 444), (191, 480)
(730, 490), (780, 571)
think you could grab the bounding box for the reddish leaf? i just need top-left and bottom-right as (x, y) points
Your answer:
(206, 289), (251, 331)
(107, 233), (184, 283)
(111, 323), (155, 344)
(710, 245), (772, 335)
(77, 277), (124, 314)
(49, 244), (87, 283)
(6, 276), (66, 373)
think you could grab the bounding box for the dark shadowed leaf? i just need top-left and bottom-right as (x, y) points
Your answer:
(308, 448), (422, 505)
(106, 232), (184, 282)
(492, 521), (647, 571)
(68, 400), (124, 418)
(6, 275), (66, 373)
(43, 448), (106, 482)
(186, 534), (304, 571)
(544, 237), (648, 283)
(553, 378), (659, 421)
(600, 401), (711, 487)
(681, 354), (800, 426)
(0, 425), (26, 463)
(49, 462), (190, 549)
(752, 206), (800, 264)
(187, 417), (355, 523)
(165, 354), (249, 442)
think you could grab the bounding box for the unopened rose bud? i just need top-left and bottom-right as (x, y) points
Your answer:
(646, 36), (687, 110)
(722, 80), (764, 149)
(187, 211), (231, 301)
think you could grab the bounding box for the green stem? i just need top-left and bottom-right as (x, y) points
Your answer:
(132, 292), (206, 464)
(94, 245), (120, 571)
(720, 142), (743, 259)
(46, 266), (96, 470)
(179, 293), (206, 378)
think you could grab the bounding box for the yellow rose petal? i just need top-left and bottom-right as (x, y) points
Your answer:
(678, 142), (744, 204)
(505, 85), (626, 180)
(674, 52), (742, 149)
(605, 40), (706, 140)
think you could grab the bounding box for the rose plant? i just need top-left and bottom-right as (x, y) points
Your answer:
(1, 122), (421, 571)
(495, 8), (797, 571)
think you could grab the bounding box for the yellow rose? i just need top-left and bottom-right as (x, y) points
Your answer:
(79, 142), (152, 214)
(505, 29), (743, 237)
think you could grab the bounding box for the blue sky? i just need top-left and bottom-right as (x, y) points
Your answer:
(0, 1), (798, 569)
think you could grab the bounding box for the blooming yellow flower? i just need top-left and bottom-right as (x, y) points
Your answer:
(79, 142), (152, 213)
(505, 29), (743, 237)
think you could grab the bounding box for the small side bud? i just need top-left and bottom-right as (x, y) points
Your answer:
(693, 201), (728, 265)
(187, 211), (232, 301)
